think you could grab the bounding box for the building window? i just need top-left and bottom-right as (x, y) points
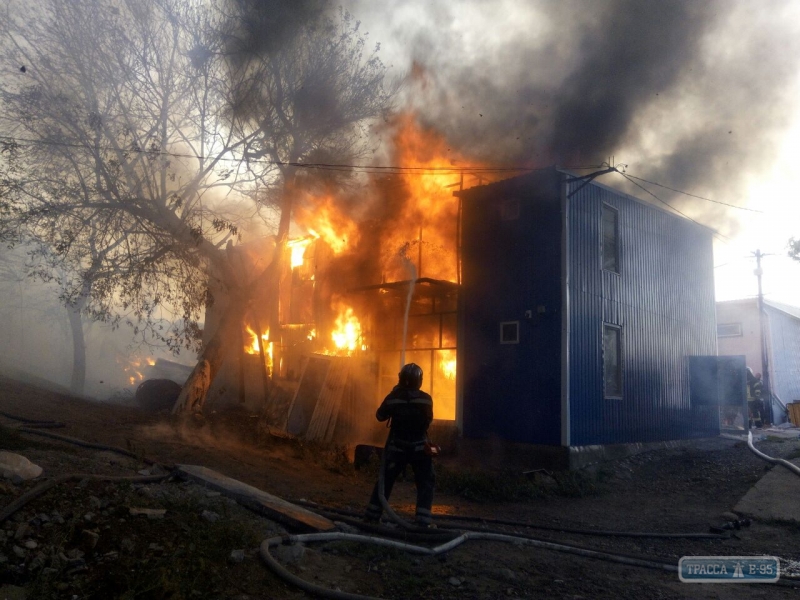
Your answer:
(603, 324), (622, 398)
(500, 321), (519, 344)
(602, 204), (619, 273)
(717, 323), (743, 338)
(501, 199), (520, 221)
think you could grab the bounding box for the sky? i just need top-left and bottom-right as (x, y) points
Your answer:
(343, 0), (800, 306)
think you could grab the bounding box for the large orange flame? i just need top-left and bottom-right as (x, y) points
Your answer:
(295, 195), (359, 255)
(244, 325), (274, 374)
(379, 113), (498, 283)
(322, 302), (364, 356)
(287, 236), (315, 269)
(439, 349), (457, 381)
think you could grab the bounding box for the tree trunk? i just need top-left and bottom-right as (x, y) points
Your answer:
(173, 167), (297, 413)
(172, 297), (245, 414)
(265, 167), (298, 380)
(67, 300), (87, 396)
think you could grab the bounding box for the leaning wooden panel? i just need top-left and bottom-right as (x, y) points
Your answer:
(285, 355), (331, 436)
(306, 356), (349, 441)
(322, 359), (351, 441)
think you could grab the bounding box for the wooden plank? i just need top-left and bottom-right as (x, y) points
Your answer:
(177, 464), (335, 533)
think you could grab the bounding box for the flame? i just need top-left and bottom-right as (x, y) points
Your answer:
(118, 355), (153, 386)
(244, 325), (274, 374)
(288, 236), (315, 269)
(380, 113), (499, 282)
(324, 304), (363, 356)
(439, 349), (457, 380)
(295, 195), (358, 255)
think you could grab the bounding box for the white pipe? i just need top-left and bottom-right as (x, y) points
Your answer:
(747, 431), (800, 477)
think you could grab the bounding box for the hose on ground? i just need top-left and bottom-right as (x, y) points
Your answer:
(375, 445), (417, 531)
(747, 431), (800, 477)
(17, 427), (160, 466)
(5, 415), (793, 596)
(313, 508), (462, 543)
(261, 534), (380, 600)
(304, 501), (716, 569)
(259, 530), (678, 600)
(0, 410), (66, 428)
(0, 472), (172, 524)
(298, 499), (728, 540)
(434, 514), (729, 539)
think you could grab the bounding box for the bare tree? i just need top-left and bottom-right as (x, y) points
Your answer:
(0, 0), (389, 410)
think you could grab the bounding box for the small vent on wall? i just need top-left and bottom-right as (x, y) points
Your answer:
(500, 321), (520, 344)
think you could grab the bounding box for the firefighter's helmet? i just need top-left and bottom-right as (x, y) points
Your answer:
(399, 363), (423, 390)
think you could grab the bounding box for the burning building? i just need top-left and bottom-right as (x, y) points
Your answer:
(201, 118), (724, 466)
(202, 116), (470, 447)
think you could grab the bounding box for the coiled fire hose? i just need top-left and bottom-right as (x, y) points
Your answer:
(747, 431), (800, 477)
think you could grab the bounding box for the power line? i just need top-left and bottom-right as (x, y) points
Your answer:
(625, 173), (763, 214)
(617, 171), (732, 243)
(0, 133), (766, 222)
(0, 134), (600, 175)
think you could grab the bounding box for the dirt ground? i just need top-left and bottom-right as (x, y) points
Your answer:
(1, 375), (800, 599)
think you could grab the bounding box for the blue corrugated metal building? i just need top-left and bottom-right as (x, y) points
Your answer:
(457, 168), (718, 459)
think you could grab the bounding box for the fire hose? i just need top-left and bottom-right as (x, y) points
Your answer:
(747, 431), (800, 478)
(298, 500), (729, 540)
(4, 417), (797, 598)
(0, 410), (65, 428)
(16, 427), (161, 466)
(260, 530), (679, 600)
(374, 444), (428, 532)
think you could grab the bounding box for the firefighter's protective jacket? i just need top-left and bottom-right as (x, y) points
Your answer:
(376, 385), (433, 443)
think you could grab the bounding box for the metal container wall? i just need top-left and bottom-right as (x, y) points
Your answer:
(566, 176), (717, 445)
(764, 305), (800, 418)
(460, 171), (563, 445)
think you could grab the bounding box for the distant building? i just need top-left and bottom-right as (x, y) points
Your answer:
(458, 168), (720, 466)
(717, 298), (800, 423)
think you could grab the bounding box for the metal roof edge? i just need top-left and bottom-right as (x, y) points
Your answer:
(555, 167), (718, 236)
(763, 299), (800, 321)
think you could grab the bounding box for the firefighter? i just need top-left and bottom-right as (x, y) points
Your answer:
(365, 363), (436, 527)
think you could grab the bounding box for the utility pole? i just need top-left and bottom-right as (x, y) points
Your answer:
(753, 249), (773, 425)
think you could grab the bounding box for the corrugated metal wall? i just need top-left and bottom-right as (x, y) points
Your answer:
(566, 176), (718, 445)
(765, 305), (800, 412)
(460, 171), (563, 445)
